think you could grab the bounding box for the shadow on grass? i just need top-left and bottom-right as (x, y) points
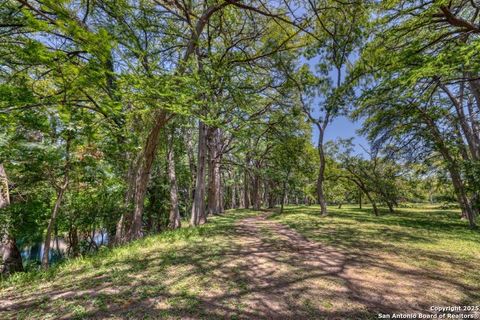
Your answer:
(1, 207), (479, 319)
(270, 205), (480, 298)
(276, 205), (479, 240)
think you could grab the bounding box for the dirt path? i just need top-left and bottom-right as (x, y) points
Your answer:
(204, 213), (477, 319)
(1, 212), (478, 319)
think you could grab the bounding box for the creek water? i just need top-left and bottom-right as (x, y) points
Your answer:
(20, 230), (109, 266)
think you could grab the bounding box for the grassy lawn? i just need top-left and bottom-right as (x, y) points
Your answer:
(1, 205), (479, 319)
(0, 210), (259, 319)
(270, 205), (480, 301)
(271, 205), (480, 261)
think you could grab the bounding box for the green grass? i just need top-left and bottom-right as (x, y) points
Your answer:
(1, 205), (479, 319)
(0, 209), (258, 319)
(270, 205), (480, 287)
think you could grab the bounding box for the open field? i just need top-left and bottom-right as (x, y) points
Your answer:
(1, 205), (479, 319)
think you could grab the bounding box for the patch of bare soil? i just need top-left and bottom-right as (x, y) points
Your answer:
(204, 213), (478, 319)
(1, 213), (478, 319)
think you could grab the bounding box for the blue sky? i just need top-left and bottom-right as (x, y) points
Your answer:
(302, 54), (369, 156)
(311, 116), (369, 155)
(325, 116), (367, 145)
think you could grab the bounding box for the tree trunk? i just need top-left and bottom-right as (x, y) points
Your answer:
(146, 205), (154, 234)
(231, 180), (237, 209)
(440, 81), (480, 161)
(467, 72), (480, 117)
(191, 121), (207, 226)
(42, 136), (70, 270)
(167, 133), (181, 230)
(359, 191), (362, 209)
(1, 233), (23, 276)
(0, 164), (23, 276)
(69, 226), (79, 258)
(239, 184), (245, 208)
(263, 182), (268, 207)
(42, 183), (67, 269)
(419, 107), (476, 227)
(207, 127), (223, 215)
(449, 164), (476, 228)
(252, 172), (261, 210)
(108, 48), (136, 246)
(364, 191), (379, 216)
(127, 110), (168, 241)
(268, 195), (276, 209)
(386, 201), (394, 214)
(317, 131), (328, 216)
(437, 135), (476, 227)
(350, 177), (377, 216)
(280, 180), (288, 214)
(466, 97), (480, 158)
(219, 173), (224, 213)
(267, 182), (276, 209)
(243, 163), (250, 209)
(186, 127), (197, 213)
(54, 225), (60, 255)
(114, 213), (126, 245)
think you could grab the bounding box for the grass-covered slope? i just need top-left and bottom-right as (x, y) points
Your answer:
(1, 206), (479, 320)
(0, 210), (258, 319)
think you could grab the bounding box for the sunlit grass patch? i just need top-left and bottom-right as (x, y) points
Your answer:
(0, 210), (258, 319)
(270, 204), (480, 289)
(2, 206), (479, 319)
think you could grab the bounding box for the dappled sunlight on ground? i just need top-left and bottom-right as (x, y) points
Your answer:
(1, 206), (479, 319)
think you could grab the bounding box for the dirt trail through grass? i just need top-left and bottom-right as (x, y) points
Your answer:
(1, 209), (479, 319)
(213, 213), (479, 319)
(222, 213), (352, 318)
